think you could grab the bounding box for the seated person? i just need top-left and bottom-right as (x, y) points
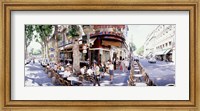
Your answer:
(63, 67), (71, 79)
(80, 66), (86, 75)
(46, 64), (50, 69)
(86, 67), (93, 76)
(53, 63), (58, 71)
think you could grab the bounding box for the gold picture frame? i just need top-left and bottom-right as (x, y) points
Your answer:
(0, 0), (199, 111)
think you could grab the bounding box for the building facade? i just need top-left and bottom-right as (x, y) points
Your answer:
(144, 25), (176, 62)
(57, 25), (129, 66)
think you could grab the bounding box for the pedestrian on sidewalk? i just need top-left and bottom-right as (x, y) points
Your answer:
(92, 62), (100, 86)
(124, 59), (129, 72)
(121, 58), (125, 72)
(32, 58), (35, 64)
(108, 61), (114, 84)
(99, 64), (104, 79)
(101, 62), (106, 78)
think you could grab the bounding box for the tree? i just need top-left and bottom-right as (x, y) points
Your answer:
(31, 48), (34, 55)
(25, 25), (34, 59)
(137, 45), (144, 56)
(34, 25), (53, 59)
(68, 25), (82, 72)
(53, 25), (59, 63)
(129, 42), (136, 56)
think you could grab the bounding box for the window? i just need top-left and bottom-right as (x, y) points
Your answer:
(169, 41), (172, 46)
(166, 43), (168, 47)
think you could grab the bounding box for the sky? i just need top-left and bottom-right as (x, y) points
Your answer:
(127, 25), (158, 51)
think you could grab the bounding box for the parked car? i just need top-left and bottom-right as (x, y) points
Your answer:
(134, 56), (139, 62)
(148, 57), (156, 63)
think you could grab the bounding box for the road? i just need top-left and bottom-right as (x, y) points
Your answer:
(139, 58), (175, 86)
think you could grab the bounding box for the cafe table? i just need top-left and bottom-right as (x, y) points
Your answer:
(67, 76), (79, 85)
(134, 69), (140, 74)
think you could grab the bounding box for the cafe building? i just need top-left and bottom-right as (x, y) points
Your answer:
(58, 25), (129, 66)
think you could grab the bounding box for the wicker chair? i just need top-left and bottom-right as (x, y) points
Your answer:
(58, 78), (65, 86)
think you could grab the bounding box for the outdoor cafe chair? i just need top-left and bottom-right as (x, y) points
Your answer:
(58, 78), (65, 86)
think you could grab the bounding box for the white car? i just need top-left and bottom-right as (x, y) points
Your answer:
(148, 57), (156, 63)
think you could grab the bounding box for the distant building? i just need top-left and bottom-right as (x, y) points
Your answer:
(144, 25), (176, 62)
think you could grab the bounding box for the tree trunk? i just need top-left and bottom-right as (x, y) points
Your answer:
(25, 46), (28, 59)
(46, 42), (50, 59)
(55, 35), (59, 63)
(54, 25), (59, 63)
(41, 46), (44, 58)
(72, 39), (80, 72)
(44, 44), (47, 58)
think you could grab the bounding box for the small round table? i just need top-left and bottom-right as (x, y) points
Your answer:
(67, 77), (79, 85)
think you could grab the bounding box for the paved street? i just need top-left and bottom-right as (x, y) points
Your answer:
(139, 58), (175, 86)
(25, 60), (54, 86)
(84, 69), (130, 86)
(25, 58), (175, 86)
(25, 60), (130, 86)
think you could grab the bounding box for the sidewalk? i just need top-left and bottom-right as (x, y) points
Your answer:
(25, 61), (130, 86)
(82, 69), (130, 86)
(25, 61), (54, 86)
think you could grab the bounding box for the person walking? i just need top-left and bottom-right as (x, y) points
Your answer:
(92, 62), (100, 86)
(99, 64), (104, 79)
(121, 59), (125, 72)
(108, 61), (114, 84)
(32, 58), (35, 64)
(124, 59), (129, 72)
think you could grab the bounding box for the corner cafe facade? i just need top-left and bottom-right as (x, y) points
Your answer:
(59, 25), (129, 65)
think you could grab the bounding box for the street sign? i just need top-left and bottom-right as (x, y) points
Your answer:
(83, 49), (87, 53)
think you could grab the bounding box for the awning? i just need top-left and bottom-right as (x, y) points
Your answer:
(102, 40), (122, 47)
(155, 49), (172, 55)
(89, 37), (97, 45)
(89, 48), (110, 51)
(147, 52), (153, 56)
(164, 49), (172, 54)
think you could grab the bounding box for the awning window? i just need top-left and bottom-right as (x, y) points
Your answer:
(102, 40), (121, 47)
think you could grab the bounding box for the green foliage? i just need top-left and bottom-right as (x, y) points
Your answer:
(32, 49), (42, 55)
(137, 45), (144, 55)
(34, 25), (53, 42)
(68, 25), (80, 38)
(57, 34), (62, 41)
(25, 25), (34, 46)
(129, 42), (136, 52)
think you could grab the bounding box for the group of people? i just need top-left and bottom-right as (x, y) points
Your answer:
(119, 58), (130, 73)
(80, 60), (114, 86)
(46, 62), (73, 78)
(45, 57), (131, 86)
